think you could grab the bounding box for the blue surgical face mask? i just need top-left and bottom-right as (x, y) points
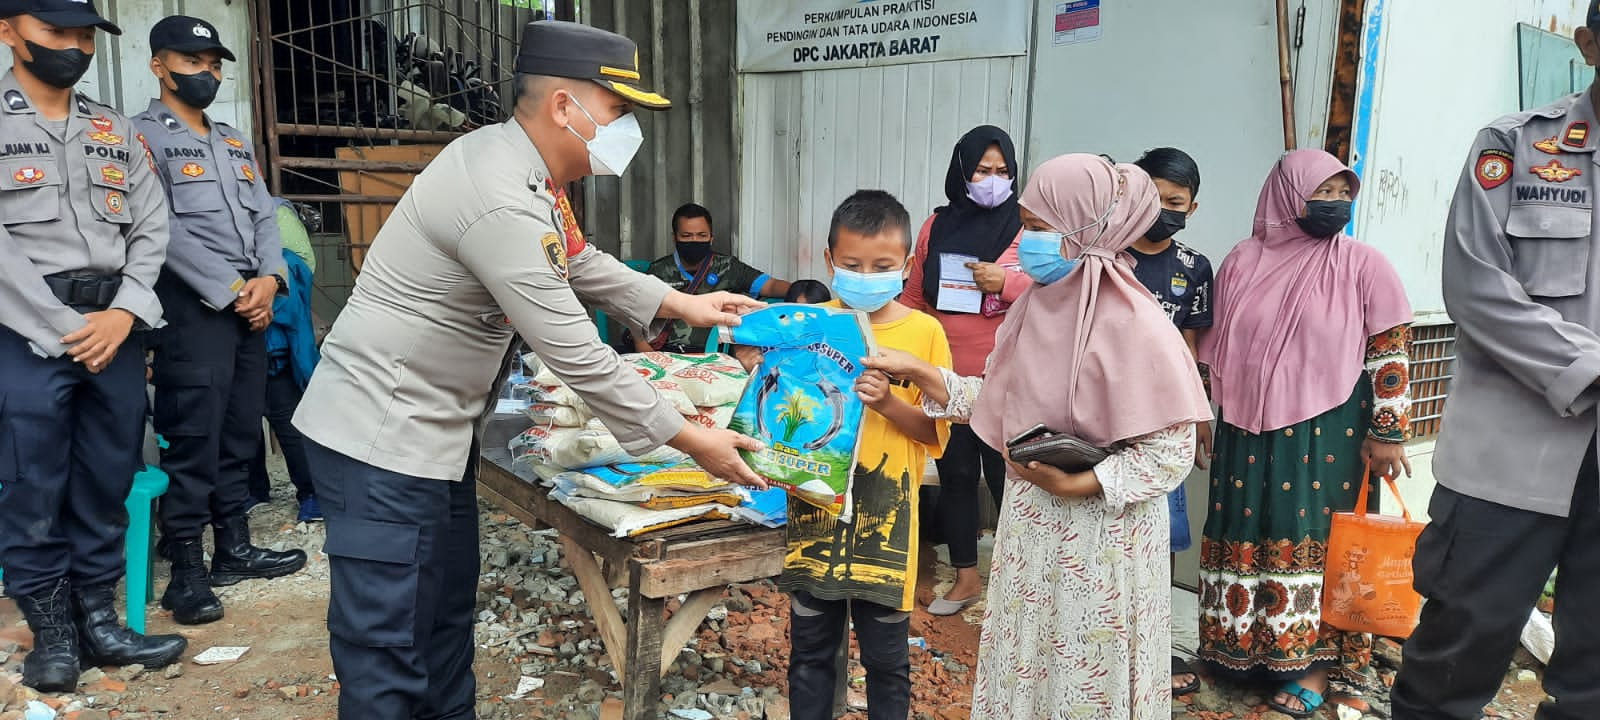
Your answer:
(1017, 230), (1078, 285)
(830, 266), (904, 313)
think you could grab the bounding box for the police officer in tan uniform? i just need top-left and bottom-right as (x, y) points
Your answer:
(292, 21), (765, 716)
(1391, 5), (1600, 718)
(0, 0), (186, 692)
(132, 14), (306, 629)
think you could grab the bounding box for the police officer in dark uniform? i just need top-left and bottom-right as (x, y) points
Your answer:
(0, 0), (187, 692)
(133, 15), (305, 627)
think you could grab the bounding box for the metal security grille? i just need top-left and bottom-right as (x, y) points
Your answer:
(1408, 322), (1456, 438)
(252, 0), (570, 313)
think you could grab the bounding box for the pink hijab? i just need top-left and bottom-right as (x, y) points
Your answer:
(971, 154), (1212, 451)
(1198, 149), (1412, 434)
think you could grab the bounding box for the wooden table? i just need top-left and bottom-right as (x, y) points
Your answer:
(478, 417), (786, 720)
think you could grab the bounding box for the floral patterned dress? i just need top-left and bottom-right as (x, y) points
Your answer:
(924, 371), (1194, 720)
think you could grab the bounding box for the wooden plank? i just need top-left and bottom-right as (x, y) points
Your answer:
(658, 530), (785, 561)
(636, 548), (784, 599)
(659, 589), (722, 675)
(560, 537), (629, 677)
(476, 481), (548, 534)
(623, 561), (666, 720)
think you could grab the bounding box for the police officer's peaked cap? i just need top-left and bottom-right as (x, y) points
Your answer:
(0, 0), (121, 35)
(150, 15), (235, 62)
(515, 20), (670, 110)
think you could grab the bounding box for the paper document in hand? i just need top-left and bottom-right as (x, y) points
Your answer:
(934, 253), (983, 314)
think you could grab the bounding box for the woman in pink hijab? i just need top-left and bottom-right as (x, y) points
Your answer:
(1195, 149), (1412, 717)
(870, 154), (1212, 718)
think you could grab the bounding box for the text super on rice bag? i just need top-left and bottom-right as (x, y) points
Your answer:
(724, 304), (875, 518)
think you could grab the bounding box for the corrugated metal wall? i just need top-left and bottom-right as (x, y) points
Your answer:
(584, 0), (740, 263)
(739, 57), (1031, 283)
(0, 1), (255, 133)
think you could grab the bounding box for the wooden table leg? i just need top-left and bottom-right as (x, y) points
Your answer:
(560, 536), (628, 676)
(659, 588), (721, 675)
(623, 561), (666, 720)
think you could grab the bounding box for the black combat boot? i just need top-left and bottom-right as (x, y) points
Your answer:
(14, 578), (80, 692)
(160, 538), (224, 625)
(208, 513), (307, 586)
(73, 582), (187, 668)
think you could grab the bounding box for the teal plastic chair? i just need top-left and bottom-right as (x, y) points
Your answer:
(0, 461), (169, 634)
(595, 259), (657, 343)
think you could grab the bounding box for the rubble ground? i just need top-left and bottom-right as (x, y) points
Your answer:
(0, 457), (1554, 719)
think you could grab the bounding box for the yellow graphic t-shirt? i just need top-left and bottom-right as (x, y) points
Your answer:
(778, 304), (953, 611)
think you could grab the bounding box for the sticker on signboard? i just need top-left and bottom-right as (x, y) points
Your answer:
(1054, 0), (1102, 46)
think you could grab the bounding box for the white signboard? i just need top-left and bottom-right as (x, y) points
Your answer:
(737, 0), (1029, 73)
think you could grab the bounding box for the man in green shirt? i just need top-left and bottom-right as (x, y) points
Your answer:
(633, 203), (790, 352)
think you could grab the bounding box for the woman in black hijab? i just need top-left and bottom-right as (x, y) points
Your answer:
(902, 125), (1027, 616)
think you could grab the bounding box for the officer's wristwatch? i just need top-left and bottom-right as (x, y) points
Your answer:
(272, 274), (287, 293)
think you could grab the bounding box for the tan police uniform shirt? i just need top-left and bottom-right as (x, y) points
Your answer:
(1436, 88), (1600, 517)
(293, 120), (685, 481)
(0, 70), (168, 357)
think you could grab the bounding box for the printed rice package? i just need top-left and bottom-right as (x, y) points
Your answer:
(724, 304), (875, 518)
(508, 425), (687, 470)
(550, 489), (729, 538)
(556, 462), (731, 494)
(731, 487), (789, 529)
(526, 352), (747, 419)
(553, 473), (742, 509)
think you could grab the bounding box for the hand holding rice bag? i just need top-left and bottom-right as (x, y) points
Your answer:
(724, 304), (875, 517)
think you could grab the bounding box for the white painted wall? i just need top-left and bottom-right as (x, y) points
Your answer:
(0, 0), (254, 133)
(738, 55), (1032, 282)
(1352, 0), (1593, 316)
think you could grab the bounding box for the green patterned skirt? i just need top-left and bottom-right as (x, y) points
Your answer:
(1196, 377), (1377, 687)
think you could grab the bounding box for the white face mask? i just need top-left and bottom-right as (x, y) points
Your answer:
(565, 94), (643, 177)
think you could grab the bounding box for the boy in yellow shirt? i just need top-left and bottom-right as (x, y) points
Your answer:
(781, 190), (952, 720)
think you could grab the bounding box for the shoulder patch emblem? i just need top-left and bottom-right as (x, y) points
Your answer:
(540, 232), (570, 281)
(87, 131), (123, 146)
(1565, 122), (1589, 148)
(90, 115), (113, 132)
(3, 90), (26, 111)
(1475, 149), (1512, 190)
(224, 137), (244, 148)
(105, 191), (124, 215)
(100, 164), (125, 186)
(181, 163), (205, 178)
(241, 164), (256, 183)
(13, 167), (44, 184)
(161, 114), (180, 130)
(1534, 136), (1563, 154)
(1529, 159), (1582, 183)
(75, 97), (89, 116)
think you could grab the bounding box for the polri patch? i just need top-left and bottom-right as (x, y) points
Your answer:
(1529, 159), (1582, 183)
(1475, 149), (1512, 190)
(13, 166), (44, 184)
(100, 164), (124, 186)
(104, 191), (124, 214)
(540, 232), (569, 281)
(1565, 122), (1589, 148)
(181, 163), (205, 178)
(1534, 136), (1562, 154)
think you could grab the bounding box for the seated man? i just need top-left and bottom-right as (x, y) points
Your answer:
(632, 203), (789, 353)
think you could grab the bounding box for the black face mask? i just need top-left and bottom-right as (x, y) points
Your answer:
(1296, 199), (1353, 238)
(167, 69), (221, 110)
(21, 41), (93, 90)
(675, 240), (712, 266)
(1143, 208), (1188, 243)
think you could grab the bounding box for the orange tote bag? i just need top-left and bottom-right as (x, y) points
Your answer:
(1320, 465), (1426, 638)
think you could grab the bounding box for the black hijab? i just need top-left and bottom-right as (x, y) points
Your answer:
(922, 125), (1023, 308)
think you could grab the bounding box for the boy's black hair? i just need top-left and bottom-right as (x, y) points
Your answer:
(671, 202), (714, 235)
(1134, 147), (1202, 199)
(784, 279), (832, 304)
(826, 190), (912, 253)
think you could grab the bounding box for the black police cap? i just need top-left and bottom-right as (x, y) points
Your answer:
(0, 0), (120, 35)
(150, 15), (235, 62)
(515, 21), (669, 110)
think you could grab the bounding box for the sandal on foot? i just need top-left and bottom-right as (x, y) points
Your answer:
(1171, 656), (1201, 696)
(1268, 681), (1325, 719)
(926, 594), (979, 616)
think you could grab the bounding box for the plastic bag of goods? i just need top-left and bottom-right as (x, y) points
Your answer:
(553, 470), (743, 510)
(508, 425), (687, 470)
(731, 487), (789, 528)
(724, 303), (875, 518)
(551, 488), (729, 538)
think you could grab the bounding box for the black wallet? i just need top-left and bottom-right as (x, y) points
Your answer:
(1005, 424), (1109, 473)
